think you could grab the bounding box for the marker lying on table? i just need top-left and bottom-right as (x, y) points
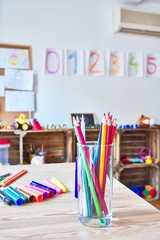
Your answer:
(8, 186), (28, 203)
(29, 183), (54, 198)
(15, 187), (35, 202)
(43, 179), (63, 194)
(1, 169), (27, 187)
(2, 188), (23, 206)
(30, 181), (57, 195)
(20, 186), (43, 202)
(50, 177), (67, 193)
(0, 189), (13, 206)
(27, 185), (49, 199)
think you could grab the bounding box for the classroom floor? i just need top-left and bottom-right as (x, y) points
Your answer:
(150, 200), (160, 210)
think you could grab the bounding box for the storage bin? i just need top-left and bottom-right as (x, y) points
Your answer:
(0, 139), (10, 165)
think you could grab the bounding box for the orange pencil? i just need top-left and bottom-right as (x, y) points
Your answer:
(1, 169), (27, 187)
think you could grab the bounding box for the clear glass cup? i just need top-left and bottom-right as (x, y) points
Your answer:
(77, 141), (113, 228)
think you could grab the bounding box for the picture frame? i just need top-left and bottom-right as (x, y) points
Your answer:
(71, 113), (96, 127)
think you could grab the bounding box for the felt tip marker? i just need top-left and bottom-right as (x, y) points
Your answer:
(27, 185), (49, 199)
(30, 181), (57, 195)
(0, 190), (13, 206)
(2, 189), (23, 206)
(43, 179), (63, 194)
(51, 177), (67, 193)
(22, 186), (43, 202)
(15, 187), (35, 202)
(29, 184), (54, 198)
(8, 186), (28, 203)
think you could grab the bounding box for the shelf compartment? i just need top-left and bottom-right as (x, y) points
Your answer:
(119, 165), (159, 201)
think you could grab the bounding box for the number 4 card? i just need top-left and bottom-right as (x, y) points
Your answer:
(128, 52), (144, 77)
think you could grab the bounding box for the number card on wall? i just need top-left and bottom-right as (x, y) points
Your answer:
(109, 51), (125, 77)
(66, 50), (84, 76)
(128, 52), (143, 77)
(146, 53), (160, 78)
(87, 50), (105, 76)
(45, 49), (63, 75)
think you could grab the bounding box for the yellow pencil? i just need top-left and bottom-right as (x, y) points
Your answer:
(99, 114), (107, 190)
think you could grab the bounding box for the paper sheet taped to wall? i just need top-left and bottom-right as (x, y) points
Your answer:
(5, 90), (35, 112)
(4, 69), (34, 91)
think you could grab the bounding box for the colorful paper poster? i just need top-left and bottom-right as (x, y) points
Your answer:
(66, 50), (84, 76)
(109, 51), (125, 77)
(4, 69), (34, 91)
(45, 49), (63, 75)
(0, 76), (5, 96)
(0, 48), (29, 69)
(87, 50), (105, 76)
(146, 53), (160, 78)
(5, 90), (35, 112)
(128, 52), (144, 77)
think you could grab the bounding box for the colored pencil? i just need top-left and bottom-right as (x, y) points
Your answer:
(99, 114), (107, 190)
(74, 118), (108, 216)
(1, 169), (27, 187)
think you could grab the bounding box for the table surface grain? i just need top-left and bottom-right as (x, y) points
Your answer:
(0, 163), (160, 240)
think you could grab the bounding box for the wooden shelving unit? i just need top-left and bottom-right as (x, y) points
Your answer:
(0, 129), (74, 165)
(114, 128), (160, 201)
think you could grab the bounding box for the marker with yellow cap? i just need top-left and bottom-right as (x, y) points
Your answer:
(50, 177), (67, 193)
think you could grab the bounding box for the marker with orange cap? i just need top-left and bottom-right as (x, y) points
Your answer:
(20, 186), (43, 202)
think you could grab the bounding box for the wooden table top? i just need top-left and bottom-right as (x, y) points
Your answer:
(0, 163), (160, 239)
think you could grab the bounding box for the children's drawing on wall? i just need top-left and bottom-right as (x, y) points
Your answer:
(5, 90), (35, 112)
(45, 49), (63, 75)
(0, 76), (5, 96)
(0, 48), (29, 69)
(66, 49), (84, 76)
(4, 69), (34, 91)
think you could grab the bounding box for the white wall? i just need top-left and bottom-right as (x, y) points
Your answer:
(0, 0), (160, 127)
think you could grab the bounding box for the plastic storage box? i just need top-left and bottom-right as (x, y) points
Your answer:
(0, 139), (10, 165)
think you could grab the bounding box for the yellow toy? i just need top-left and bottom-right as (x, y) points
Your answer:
(15, 114), (32, 131)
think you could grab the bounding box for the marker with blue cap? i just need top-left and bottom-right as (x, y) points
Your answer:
(2, 188), (23, 206)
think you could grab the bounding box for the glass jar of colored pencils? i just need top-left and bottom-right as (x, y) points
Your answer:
(77, 141), (113, 227)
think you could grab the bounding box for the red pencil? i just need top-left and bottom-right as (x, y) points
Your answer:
(1, 169), (27, 187)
